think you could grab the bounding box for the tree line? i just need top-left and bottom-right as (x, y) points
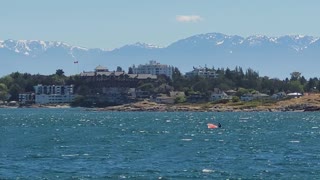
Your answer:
(171, 67), (318, 96)
(0, 67), (319, 102)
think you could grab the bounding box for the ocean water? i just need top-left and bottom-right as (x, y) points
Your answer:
(1, 108), (320, 179)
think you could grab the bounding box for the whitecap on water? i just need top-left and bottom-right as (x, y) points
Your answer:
(181, 139), (192, 141)
(202, 169), (214, 173)
(311, 127), (319, 129)
(289, 140), (300, 143)
(61, 154), (79, 157)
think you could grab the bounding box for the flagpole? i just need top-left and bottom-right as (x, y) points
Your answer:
(74, 60), (79, 74)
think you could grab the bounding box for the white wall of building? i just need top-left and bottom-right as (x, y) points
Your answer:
(185, 67), (218, 78)
(34, 84), (75, 104)
(131, 60), (173, 79)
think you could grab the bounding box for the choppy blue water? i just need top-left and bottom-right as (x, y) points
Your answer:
(1, 108), (320, 179)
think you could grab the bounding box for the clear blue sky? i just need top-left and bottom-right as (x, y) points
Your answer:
(1, 0), (319, 49)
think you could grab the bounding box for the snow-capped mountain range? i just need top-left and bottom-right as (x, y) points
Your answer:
(1, 32), (320, 79)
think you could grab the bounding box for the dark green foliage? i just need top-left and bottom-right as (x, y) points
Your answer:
(128, 67), (133, 74)
(0, 83), (9, 101)
(232, 96), (240, 102)
(8, 83), (22, 101)
(116, 66), (123, 72)
(175, 96), (186, 103)
(0, 66), (318, 103)
(55, 69), (65, 76)
(138, 83), (154, 92)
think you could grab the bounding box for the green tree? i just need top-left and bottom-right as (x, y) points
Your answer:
(299, 76), (307, 86)
(287, 81), (304, 93)
(290, 71), (301, 81)
(56, 69), (65, 76)
(306, 78), (318, 92)
(0, 75), (14, 88)
(175, 96), (186, 103)
(128, 67), (133, 74)
(77, 85), (91, 95)
(192, 80), (208, 93)
(235, 88), (250, 97)
(232, 96), (240, 102)
(138, 83), (154, 92)
(225, 68), (233, 80)
(0, 83), (9, 101)
(8, 83), (22, 101)
(116, 66), (123, 72)
(172, 67), (186, 91)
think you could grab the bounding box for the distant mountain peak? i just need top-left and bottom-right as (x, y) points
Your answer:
(1, 32), (320, 78)
(0, 39), (93, 57)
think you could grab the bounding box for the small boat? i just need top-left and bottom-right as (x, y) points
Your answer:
(207, 123), (221, 129)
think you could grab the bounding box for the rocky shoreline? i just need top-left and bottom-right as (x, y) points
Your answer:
(2, 103), (320, 112)
(3, 94), (320, 112)
(93, 100), (320, 112)
(93, 94), (320, 112)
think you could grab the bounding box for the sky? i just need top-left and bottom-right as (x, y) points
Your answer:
(1, 0), (320, 49)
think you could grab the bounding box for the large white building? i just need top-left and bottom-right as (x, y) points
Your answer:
(185, 67), (218, 78)
(34, 84), (75, 104)
(131, 60), (173, 79)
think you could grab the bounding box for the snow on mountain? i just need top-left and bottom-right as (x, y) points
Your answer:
(0, 32), (320, 78)
(0, 39), (91, 57)
(114, 42), (163, 51)
(0, 34), (317, 58)
(168, 33), (244, 49)
(131, 42), (163, 49)
(245, 35), (275, 46)
(71, 46), (89, 51)
(0, 40), (5, 48)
